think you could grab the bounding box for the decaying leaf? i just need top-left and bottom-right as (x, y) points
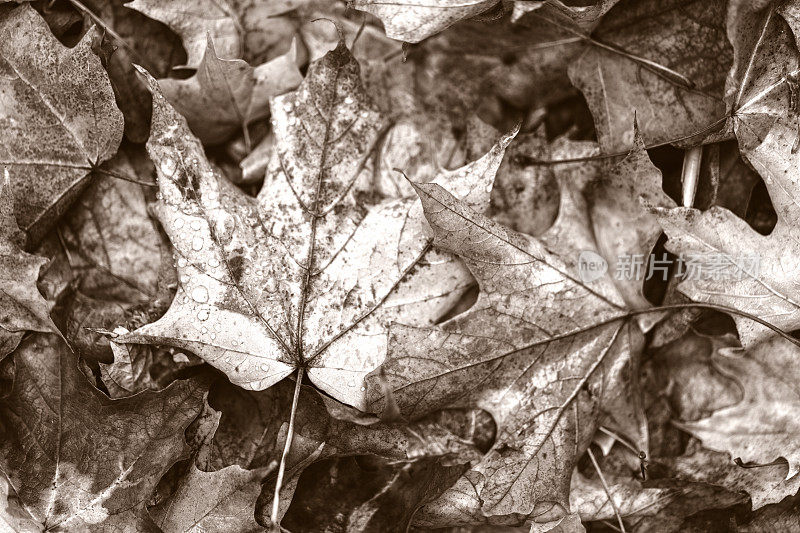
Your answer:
(149, 464), (269, 533)
(0, 171), (58, 360)
(655, 2), (800, 346)
(677, 335), (800, 482)
(120, 42), (516, 410)
(568, 0), (731, 150)
(127, 0), (241, 68)
(351, 0), (499, 42)
(367, 129), (673, 526)
(0, 333), (206, 531)
(0, 4), (124, 244)
(159, 36), (302, 145)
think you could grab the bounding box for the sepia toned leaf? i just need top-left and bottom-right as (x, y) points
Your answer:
(0, 4), (124, 244)
(121, 42), (516, 410)
(0, 333), (206, 531)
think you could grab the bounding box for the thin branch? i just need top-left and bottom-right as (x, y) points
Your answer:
(92, 168), (157, 188)
(588, 447), (627, 533)
(271, 367), (304, 525)
(516, 116), (729, 166)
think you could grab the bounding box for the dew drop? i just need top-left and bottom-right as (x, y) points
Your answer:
(361, 111), (369, 118)
(347, 380), (356, 387)
(182, 296), (189, 304)
(192, 236), (204, 251)
(360, 386), (366, 392)
(344, 96), (354, 105)
(190, 219), (202, 231)
(260, 363), (270, 371)
(177, 257), (188, 268)
(197, 309), (210, 321)
(201, 327), (208, 334)
(160, 158), (177, 176)
(288, 116), (297, 126)
(191, 285), (209, 303)
(174, 218), (185, 229)
(210, 333), (216, 340)
(283, 102), (293, 112)
(214, 322), (223, 332)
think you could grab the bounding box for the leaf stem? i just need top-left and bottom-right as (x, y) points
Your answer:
(516, 116), (729, 166)
(588, 447), (627, 533)
(271, 367), (304, 525)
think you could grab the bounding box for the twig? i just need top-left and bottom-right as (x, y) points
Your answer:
(588, 447), (627, 533)
(93, 167), (157, 188)
(516, 116), (729, 166)
(271, 367), (304, 525)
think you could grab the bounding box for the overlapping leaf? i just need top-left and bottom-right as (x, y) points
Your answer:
(0, 4), (123, 244)
(367, 131), (673, 526)
(121, 42), (516, 409)
(655, 3), (800, 346)
(0, 334), (206, 531)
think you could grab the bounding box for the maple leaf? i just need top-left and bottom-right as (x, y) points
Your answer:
(159, 36), (302, 145)
(351, 0), (500, 43)
(366, 131), (673, 526)
(120, 41), (516, 410)
(127, 0), (241, 69)
(0, 4), (124, 244)
(149, 463), (270, 533)
(0, 171), (58, 360)
(567, 0), (732, 151)
(676, 335), (800, 481)
(654, 2), (800, 347)
(0, 333), (207, 531)
(667, 443), (800, 510)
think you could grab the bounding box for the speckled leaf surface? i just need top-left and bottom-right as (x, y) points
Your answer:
(655, 3), (800, 347)
(0, 4), (123, 244)
(568, 0), (731, 151)
(120, 43), (516, 409)
(351, 0), (499, 42)
(367, 133), (670, 525)
(0, 171), (58, 359)
(0, 334), (206, 532)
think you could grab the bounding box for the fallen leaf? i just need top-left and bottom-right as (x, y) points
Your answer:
(0, 333), (207, 531)
(120, 42), (515, 409)
(159, 36), (302, 145)
(99, 329), (160, 398)
(351, 0), (500, 43)
(676, 335), (800, 480)
(127, 0), (241, 68)
(568, 0), (732, 151)
(149, 463), (269, 533)
(0, 171), (58, 359)
(0, 4), (124, 244)
(667, 442), (800, 510)
(655, 2), (800, 346)
(367, 130), (672, 525)
(570, 469), (676, 523)
(511, 0), (620, 30)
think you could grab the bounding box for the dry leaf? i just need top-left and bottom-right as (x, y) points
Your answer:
(127, 0), (241, 68)
(351, 0), (499, 42)
(0, 4), (123, 244)
(0, 333), (206, 531)
(0, 171), (58, 359)
(149, 464), (270, 533)
(159, 36), (302, 145)
(676, 335), (800, 481)
(368, 129), (673, 526)
(568, 0), (731, 151)
(120, 42), (515, 409)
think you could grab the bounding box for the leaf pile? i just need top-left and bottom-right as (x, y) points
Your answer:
(3, 0), (800, 532)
